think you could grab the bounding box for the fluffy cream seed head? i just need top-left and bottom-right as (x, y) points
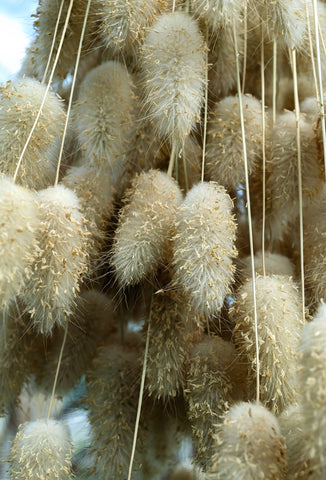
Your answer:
(238, 252), (295, 281)
(172, 182), (237, 318)
(206, 95), (263, 191)
(23, 184), (89, 336)
(141, 11), (206, 145)
(192, 0), (244, 31)
(232, 274), (304, 414)
(297, 303), (326, 478)
(0, 177), (40, 311)
(208, 402), (287, 480)
(111, 169), (182, 287)
(72, 61), (136, 187)
(0, 78), (66, 189)
(9, 419), (72, 480)
(249, 0), (306, 49)
(97, 0), (168, 56)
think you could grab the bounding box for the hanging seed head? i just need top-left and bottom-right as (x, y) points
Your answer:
(232, 274), (304, 414)
(111, 169), (182, 287)
(192, 0), (244, 31)
(172, 182), (237, 317)
(0, 176), (40, 311)
(9, 419), (72, 480)
(297, 303), (326, 477)
(141, 11), (206, 146)
(186, 335), (242, 467)
(23, 184), (89, 336)
(72, 61), (136, 187)
(238, 252), (295, 281)
(206, 94), (264, 191)
(208, 402), (287, 479)
(0, 79), (65, 189)
(97, 0), (168, 56)
(249, 0), (306, 49)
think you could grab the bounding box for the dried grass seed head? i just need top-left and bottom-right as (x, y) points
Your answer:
(0, 78), (65, 189)
(0, 177), (40, 311)
(23, 184), (89, 336)
(192, 0), (244, 31)
(238, 251), (295, 281)
(208, 402), (287, 479)
(111, 169), (182, 287)
(141, 11), (206, 145)
(206, 95), (264, 191)
(97, 0), (168, 56)
(232, 274), (304, 414)
(9, 419), (72, 480)
(172, 181), (237, 317)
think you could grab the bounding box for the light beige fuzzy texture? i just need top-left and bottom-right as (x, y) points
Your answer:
(9, 419), (72, 480)
(111, 169), (182, 287)
(232, 274), (304, 414)
(0, 177), (40, 311)
(206, 94), (264, 191)
(192, 0), (244, 30)
(0, 79), (65, 189)
(172, 182), (237, 317)
(207, 402), (287, 479)
(72, 61), (136, 188)
(23, 185), (89, 336)
(141, 11), (206, 145)
(297, 303), (326, 479)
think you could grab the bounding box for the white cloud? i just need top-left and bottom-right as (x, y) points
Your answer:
(0, 14), (28, 78)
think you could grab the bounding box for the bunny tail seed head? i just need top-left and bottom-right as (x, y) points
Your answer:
(249, 0), (306, 49)
(72, 61), (136, 187)
(192, 0), (244, 31)
(97, 0), (168, 56)
(186, 335), (243, 467)
(232, 275), (304, 414)
(238, 252), (295, 281)
(0, 79), (66, 189)
(297, 303), (326, 477)
(206, 95), (264, 191)
(111, 169), (182, 287)
(9, 419), (72, 480)
(141, 11), (206, 145)
(208, 402), (287, 479)
(87, 343), (143, 479)
(23, 185), (89, 335)
(0, 177), (40, 310)
(172, 182), (237, 317)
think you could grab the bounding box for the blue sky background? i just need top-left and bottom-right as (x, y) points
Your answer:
(0, 0), (38, 83)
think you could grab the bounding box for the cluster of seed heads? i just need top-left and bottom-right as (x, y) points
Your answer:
(1, 0), (326, 479)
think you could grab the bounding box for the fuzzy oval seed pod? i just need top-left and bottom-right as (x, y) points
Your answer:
(185, 335), (246, 468)
(9, 419), (72, 480)
(192, 0), (244, 31)
(86, 341), (144, 480)
(0, 79), (66, 189)
(63, 164), (115, 265)
(232, 274), (304, 414)
(278, 404), (310, 479)
(303, 186), (326, 308)
(145, 290), (203, 402)
(141, 11), (206, 145)
(266, 110), (324, 241)
(238, 252), (295, 281)
(111, 169), (182, 287)
(208, 402), (287, 479)
(23, 185), (89, 336)
(35, 290), (118, 394)
(249, 0), (306, 49)
(172, 182), (237, 318)
(0, 177), (40, 311)
(97, 0), (168, 57)
(72, 61), (136, 188)
(297, 303), (326, 478)
(206, 95), (264, 191)
(22, 0), (99, 84)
